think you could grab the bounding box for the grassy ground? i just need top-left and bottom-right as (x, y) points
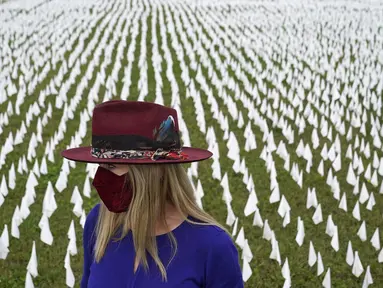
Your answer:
(0, 0), (383, 287)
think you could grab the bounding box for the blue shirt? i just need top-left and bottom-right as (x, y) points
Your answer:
(81, 204), (244, 288)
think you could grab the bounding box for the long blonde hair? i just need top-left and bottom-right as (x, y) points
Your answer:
(92, 163), (230, 282)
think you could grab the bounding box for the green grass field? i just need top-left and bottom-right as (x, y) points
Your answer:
(1, 0), (383, 287)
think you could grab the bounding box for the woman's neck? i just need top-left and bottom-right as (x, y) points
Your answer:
(154, 202), (185, 235)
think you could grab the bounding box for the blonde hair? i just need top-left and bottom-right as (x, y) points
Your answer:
(92, 163), (230, 282)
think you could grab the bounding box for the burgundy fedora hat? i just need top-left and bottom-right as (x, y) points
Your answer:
(61, 100), (213, 164)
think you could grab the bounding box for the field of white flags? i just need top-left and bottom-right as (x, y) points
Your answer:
(0, 0), (383, 287)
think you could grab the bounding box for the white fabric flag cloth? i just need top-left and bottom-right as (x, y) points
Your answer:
(25, 271), (35, 288)
(235, 227), (246, 249)
(346, 241), (354, 266)
(269, 232), (281, 265)
(308, 241), (317, 267)
(366, 192), (376, 211)
(317, 252), (324, 276)
(0, 236), (9, 260)
(339, 193), (347, 211)
(253, 207), (264, 228)
(352, 201), (361, 221)
(331, 225), (339, 252)
(322, 268), (331, 288)
(282, 258), (291, 282)
(67, 220), (78, 256)
(39, 213), (53, 245)
(370, 228), (380, 251)
(325, 215), (335, 237)
(83, 175), (92, 198)
(71, 186), (83, 217)
(242, 239), (253, 263)
(244, 188), (258, 216)
(1, 225), (9, 248)
(0, 175), (8, 197)
(0, 189), (4, 208)
(263, 220), (272, 241)
(80, 210), (87, 229)
(357, 221), (367, 242)
(42, 181), (57, 218)
(283, 277), (291, 288)
(65, 250), (75, 287)
(231, 217), (239, 236)
(55, 171), (68, 193)
(295, 217), (305, 246)
(352, 251), (364, 277)
(0, 224), (9, 259)
(242, 257), (252, 282)
(11, 205), (21, 239)
(27, 241), (38, 278)
(282, 258), (292, 287)
(278, 195), (291, 218)
(362, 265), (373, 288)
(312, 204), (323, 224)
(306, 188), (318, 209)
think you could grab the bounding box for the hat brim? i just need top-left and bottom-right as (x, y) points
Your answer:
(61, 146), (213, 164)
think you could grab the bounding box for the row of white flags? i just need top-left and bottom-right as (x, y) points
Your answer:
(1, 0), (383, 287)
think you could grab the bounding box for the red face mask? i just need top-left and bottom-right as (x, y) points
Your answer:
(92, 166), (133, 213)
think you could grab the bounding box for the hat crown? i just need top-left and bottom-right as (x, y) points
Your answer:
(91, 100), (181, 151)
(92, 100), (179, 137)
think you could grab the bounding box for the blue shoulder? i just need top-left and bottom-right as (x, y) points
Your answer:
(205, 225), (236, 250)
(187, 217), (234, 248)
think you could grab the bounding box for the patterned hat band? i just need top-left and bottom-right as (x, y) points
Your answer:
(90, 115), (188, 161)
(91, 147), (188, 161)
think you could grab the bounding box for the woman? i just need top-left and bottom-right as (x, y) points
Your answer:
(61, 100), (244, 287)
